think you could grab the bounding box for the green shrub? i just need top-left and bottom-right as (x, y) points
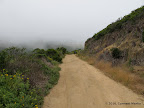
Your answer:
(0, 47), (26, 71)
(111, 48), (121, 59)
(42, 63), (60, 85)
(56, 47), (67, 55)
(0, 51), (8, 70)
(0, 47), (61, 108)
(33, 48), (46, 58)
(0, 70), (42, 108)
(46, 49), (62, 63)
(33, 48), (45, 54)
(33, 48), (66, 62)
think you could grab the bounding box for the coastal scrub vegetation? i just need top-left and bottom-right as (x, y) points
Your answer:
(110, 48), (121, 59)
(0, 47), (67, 108)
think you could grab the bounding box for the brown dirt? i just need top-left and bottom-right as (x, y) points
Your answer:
(43, 55), (144, 108)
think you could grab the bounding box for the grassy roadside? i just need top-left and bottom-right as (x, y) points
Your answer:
(77, 52), (144, 96)
(0, 47), (67, 108)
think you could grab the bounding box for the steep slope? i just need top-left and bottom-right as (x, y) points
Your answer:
(85, 6), (144, 66)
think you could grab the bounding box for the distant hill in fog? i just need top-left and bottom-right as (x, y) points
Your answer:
(0, 40), (84, 51)
(0, 40), (14, 50)
(21, 40), (84, 51)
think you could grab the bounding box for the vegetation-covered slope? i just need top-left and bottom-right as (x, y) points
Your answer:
(86, 6), (144, 42)
(0, 47), (67, 108)
(85, 6), (144, 66)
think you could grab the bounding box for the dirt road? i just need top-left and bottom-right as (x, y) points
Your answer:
(43, 55), (144, 108)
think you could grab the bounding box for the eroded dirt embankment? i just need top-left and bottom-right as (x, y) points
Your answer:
(43, 55), (144, 108)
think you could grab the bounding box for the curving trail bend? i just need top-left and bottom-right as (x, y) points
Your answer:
(43, 55), (144, 108)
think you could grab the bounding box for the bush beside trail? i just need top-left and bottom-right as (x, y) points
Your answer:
(0, 47), (67, 108)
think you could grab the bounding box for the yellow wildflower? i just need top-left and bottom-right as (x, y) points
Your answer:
(1, 74), (3, 76)
(22, 104), (24, 106)
(13, 75), (16, 77)
(22, 75), (24, 77)
(14, 102), (16, 104)
(35, 107), (38, 108)
(10, 78), (12, 79)
(35, 105), (38, 107)
(22, 78), (23, 79)
(27, 78), (29, 80)
(5, 74), (8, 76)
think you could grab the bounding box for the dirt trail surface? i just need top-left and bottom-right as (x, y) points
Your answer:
(43, 55), (144, 108)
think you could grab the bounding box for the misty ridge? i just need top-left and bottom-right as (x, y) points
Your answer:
(0, 39), (83, 51)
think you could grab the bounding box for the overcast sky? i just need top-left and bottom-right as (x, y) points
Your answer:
(0, 0), (144, 45)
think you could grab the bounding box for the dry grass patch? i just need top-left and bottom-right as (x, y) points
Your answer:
(78, 55), (144, 95)
(94, 61), (144, 95)
(95, 60), (144, 95)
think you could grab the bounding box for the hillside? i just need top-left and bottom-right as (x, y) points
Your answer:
(78, 6), (144, 95)
(85, 6), (144, 66)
